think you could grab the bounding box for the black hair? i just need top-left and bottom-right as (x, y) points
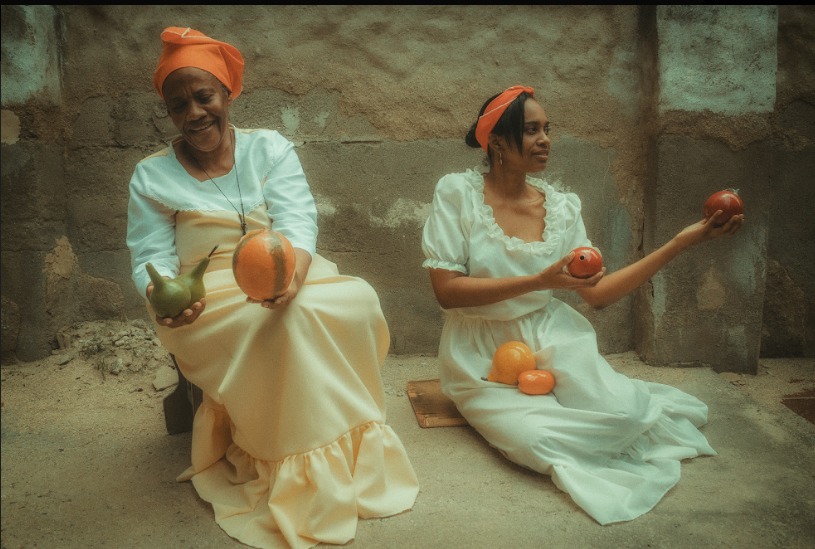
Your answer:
(464, 91), (533, 161)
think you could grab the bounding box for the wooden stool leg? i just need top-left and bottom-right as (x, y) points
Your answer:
(186, 365), (203, 417)
(162, 355), (202, 435)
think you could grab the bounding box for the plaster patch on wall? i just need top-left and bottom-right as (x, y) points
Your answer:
(313, 193), (338, 217)
(697, 265), (726, 310)
(1, 110), (21, 144)
(44, 236), (78, 286)
(657, 5), (777, 114)
(0, 5), (61, 106)
(606, 49), (639, 115)
(313, 111), (330, 130)
(604, 205), (632, 271)
(651, 271), (667, 322)
(729, 253), (758, 295)
(723, 225), (765, 296)
(281, 106), (301, 134)
(726, 324), (749, 363)
(367, 198), (431, 229)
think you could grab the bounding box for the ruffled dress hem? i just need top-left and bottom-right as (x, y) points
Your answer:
(177, 402), (419, 549)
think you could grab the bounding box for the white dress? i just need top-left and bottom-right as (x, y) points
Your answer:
(421, 169), (715, 525)
(127, 128), (419, 548)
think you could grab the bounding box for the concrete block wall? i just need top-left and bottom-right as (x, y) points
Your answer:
(2, 5), (813, 371)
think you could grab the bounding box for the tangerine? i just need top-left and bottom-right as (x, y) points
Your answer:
(518, 369), (556, 395)
(232, 229), (296, 300)
(486, 341), (536, 385)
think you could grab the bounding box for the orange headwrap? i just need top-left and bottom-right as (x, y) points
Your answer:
(153, 27), (245, 100)
(475, 85), (535, 153)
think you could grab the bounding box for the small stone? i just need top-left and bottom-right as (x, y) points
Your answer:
(152, 366), (179, 391)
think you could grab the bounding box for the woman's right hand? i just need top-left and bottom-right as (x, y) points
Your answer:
(428, 253), (603, 310)
(146, 283), (207, 328)
(537, 251), (605, 290)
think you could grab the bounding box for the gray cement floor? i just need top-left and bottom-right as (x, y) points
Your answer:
(2, 350), (814, 548)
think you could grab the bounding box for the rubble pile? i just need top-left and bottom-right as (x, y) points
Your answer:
(55, 319), (172, 377)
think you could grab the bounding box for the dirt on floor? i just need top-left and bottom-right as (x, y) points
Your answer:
(1, 320), (814, 548)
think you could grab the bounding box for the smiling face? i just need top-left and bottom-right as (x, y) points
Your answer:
(494, 98), (551, 173)
(162, 67), (232, 154)
(521, 99), (551, 171)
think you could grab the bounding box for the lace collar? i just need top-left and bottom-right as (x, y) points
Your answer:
(464, 168), (566, 256)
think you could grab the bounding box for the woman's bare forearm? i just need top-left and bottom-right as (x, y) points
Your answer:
(577, 212), (744, 309)
(428, 252), (604, 309)
(429, 270), (544, 309)
(577, 237), (686, 309)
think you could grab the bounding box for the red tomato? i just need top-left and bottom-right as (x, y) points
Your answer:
(567, 247), (603, 278)
(704, 189), (744, 227)
(518, 370), (556, 395)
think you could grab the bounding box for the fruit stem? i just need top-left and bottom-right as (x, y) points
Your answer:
(145, 263), (166, 288)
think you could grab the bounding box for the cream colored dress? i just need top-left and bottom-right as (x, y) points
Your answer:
(421, 169), (715, 525)
(127, 128), (419, 548)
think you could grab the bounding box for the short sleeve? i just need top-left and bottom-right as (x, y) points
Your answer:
(421, 174), (471, 274)
(559, 192), (593, 253)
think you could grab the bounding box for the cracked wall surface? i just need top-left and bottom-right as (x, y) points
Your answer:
(1, 6), (813, 368)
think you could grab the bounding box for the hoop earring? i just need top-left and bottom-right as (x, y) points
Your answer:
(499, 152), (503, 167)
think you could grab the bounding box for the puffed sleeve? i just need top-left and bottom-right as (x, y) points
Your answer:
(126, 162), (179, 298)
(559, 191), (594, 254)
(421, 173), (471, 274)
(262, 134), (318, 256)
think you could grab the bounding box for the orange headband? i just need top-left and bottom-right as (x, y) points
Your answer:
(153, 27), (245, 100)
(474, 85), (535, 153)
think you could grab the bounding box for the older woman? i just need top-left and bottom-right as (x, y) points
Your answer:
(126, 27), (418, 549)
(421, 85), (744, 525)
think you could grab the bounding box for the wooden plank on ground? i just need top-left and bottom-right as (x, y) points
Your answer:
(407, 379), (468, 428)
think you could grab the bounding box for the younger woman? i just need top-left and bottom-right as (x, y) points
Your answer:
(421, 85), (744, 524)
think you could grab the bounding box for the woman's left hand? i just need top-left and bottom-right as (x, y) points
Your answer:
(247, 283), (301, 310)
(246, 247), (312, 310)
(675, 210), (745, 249)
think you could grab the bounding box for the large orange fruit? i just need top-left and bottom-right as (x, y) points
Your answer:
(486, 341), (536, 385)
(518, 369), (556, 395)
(232, 228), (296, 300)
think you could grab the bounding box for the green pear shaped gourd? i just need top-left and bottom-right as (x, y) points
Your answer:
(145, 246), (216, 319)
(146, 263), (192, 319)
(175, 255), (210, 304)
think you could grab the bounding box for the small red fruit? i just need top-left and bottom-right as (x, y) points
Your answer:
(518, 370), (556, 395)
(567, 247), (603, 279)
(704, 189), (744, 227)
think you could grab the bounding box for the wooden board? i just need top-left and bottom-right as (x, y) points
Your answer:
(782, 388), (815, 424)
(407, 379), (468, 428)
